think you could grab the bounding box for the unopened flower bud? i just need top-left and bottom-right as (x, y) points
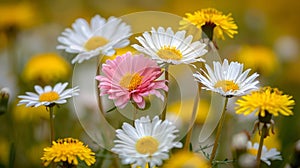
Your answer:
(232, 131), (250, 151)
(232, 131), (250, 166)
(0, 87), (10, 115)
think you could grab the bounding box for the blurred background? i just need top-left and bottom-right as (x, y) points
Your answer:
(0, 0), (300, 167)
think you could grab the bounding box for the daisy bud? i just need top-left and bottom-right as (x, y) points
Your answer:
(232, 131), (250, 166)
(232, 131), (250, 151)
(0, 88), (10, 115)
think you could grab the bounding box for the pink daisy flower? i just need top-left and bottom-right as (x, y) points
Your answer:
(96, 52), (168, 109)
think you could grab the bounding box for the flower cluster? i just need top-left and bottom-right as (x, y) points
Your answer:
(11, 6), (297, 168)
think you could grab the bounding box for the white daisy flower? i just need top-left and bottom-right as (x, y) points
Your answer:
(112, 115), (182, 168)
(18, 82), (79, 107)
(132, 27), (207, 66)
(247, 141), (282, 166)
(193, 59), (259, 97)
(57, 15), (131, 64)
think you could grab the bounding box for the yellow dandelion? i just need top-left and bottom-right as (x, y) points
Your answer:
(163, 150), (210, 168)
(236, 46), (279, 76)
(284, 59), (300, 84)
(41, 138), (96, 167)
(0, 2), (37, 30)
(236, 87), (295, 117)
(22, 53), (71, 86)
(13, 103), (49, 122)
(180, 8), (238, 40)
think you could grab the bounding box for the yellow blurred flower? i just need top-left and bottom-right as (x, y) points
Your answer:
(163, 150), (210, 168)
(284, 59), (300, 84)
(180, 8), (238, 40)
(101, 46), (137, 62)
(236, 46), (279, 76)
(0, 2), (37, 30)
(236, 87), (295, 117)
(0, 137), (9, 165)
(41, 138), (96, 167)
(252, 128), (281, 150)
(13, 103), (49, 122)
(167, 98), (209, 124)
(22, 53), (71, 86)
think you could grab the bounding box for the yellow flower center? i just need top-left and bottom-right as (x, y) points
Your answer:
(135, 136), (159, 155)
(248, 148), (258, 156)
(157, 46), (183, 60)
(84, 36), (108, 51)
(214, 80), (239, 92)
(119, 73), (143, 91)
(39, 91), (59, 102)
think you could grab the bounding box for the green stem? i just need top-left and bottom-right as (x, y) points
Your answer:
(161, 65), (169, 121)
(256, 124), (267, 167)
(183, 83), (201, 151)
(49, 106), (55, 144)
(6, 27), (18, 79)
(133, 104), (138, 125)
(98, 149), (108, 168)
(96, 57), (105, 114)
(209, 97), (229, 164)
(8, 143), (15, 168)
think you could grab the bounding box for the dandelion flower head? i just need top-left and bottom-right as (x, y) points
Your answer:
(180, 8), (238, 40)
(236, 87), (295, 117)
(41, 138), (96, 166)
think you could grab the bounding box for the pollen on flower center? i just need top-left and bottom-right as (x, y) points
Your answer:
(248, 148), (258, 156)
(84, 36), (108, 51)
(135, 136), (159, 155)
(39, 91), (59, 102)
(119, 73), (143, 91)
(214, 80), (239, 92)
(157, 46), (183, 60)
